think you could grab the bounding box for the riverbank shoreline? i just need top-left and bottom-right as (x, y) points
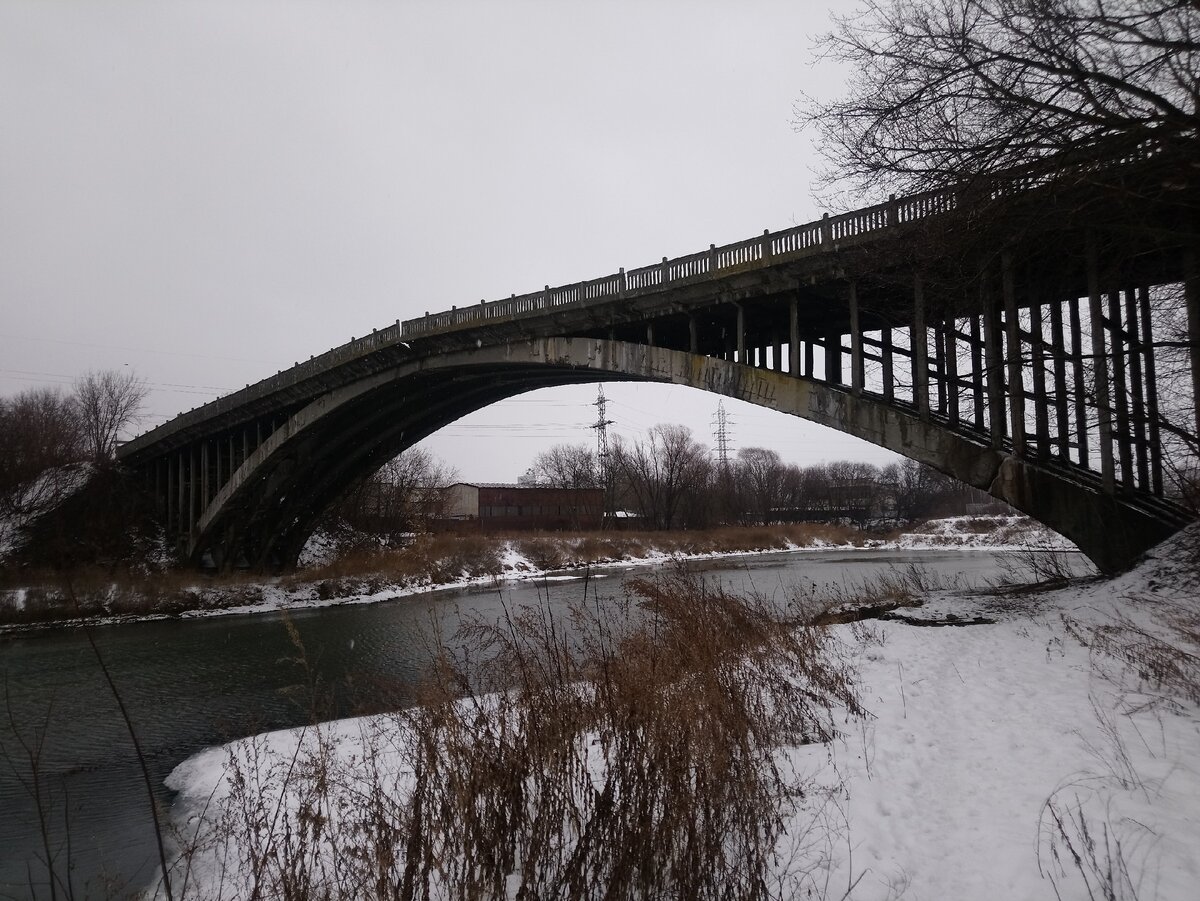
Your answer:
(0, 515), (1078, 635)
(156, 524), (1200, 901)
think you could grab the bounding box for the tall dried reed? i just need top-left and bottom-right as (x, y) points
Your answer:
(166, 570), (866, 900)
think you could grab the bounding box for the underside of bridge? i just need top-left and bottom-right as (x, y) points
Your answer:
(117, 148), (1198, 574)
(142, 338), (1184, 574)
(194, 358), (643, 571)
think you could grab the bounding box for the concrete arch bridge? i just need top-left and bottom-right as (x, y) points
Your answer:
(119, 150), (1198, 573)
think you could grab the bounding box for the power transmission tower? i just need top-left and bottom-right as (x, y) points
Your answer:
(712, 400), (734, 470)
(591, 385), (615, 522)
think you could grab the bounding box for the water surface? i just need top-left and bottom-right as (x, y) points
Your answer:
(0, 548), (1074, 897)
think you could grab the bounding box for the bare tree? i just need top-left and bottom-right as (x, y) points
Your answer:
(338, 448), (458, 535)
(735, 447), (789, 525)
(527, 443), (598, 490)
(0, 388), (83, 495)
(798, 0), (1199, 199)
(73, 369), (148, 460)
(525, 442), (601, 529)
(826, 461), (887, 527)
(800, 0), (1199, 497)
(611, 425), (711, 530)
(0, 387), (87, 528)
(880, 458), (960, 522)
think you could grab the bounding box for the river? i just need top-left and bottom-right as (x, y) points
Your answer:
(0, 548), (1082, 898)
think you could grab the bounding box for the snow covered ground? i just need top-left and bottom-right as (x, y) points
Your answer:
(156, 525), (1199, 901)
(789, 557), (1200, 899)
(888, 513), (1077, 550)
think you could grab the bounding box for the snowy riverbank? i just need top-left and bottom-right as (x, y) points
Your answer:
(0, 515), (1082, 633)
(153, 525), (1198, 901)
(178, 514), (1082, 619)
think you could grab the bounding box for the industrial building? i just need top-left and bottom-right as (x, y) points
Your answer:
(440, 482), (604, 532)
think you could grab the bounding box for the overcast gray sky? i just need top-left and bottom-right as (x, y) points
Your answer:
(0, 0), (900, 481)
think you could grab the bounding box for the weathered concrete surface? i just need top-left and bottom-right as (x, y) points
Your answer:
(190, 337), (1187, 573)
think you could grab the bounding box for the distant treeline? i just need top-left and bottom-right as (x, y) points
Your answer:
(333, 427), (1003, 539)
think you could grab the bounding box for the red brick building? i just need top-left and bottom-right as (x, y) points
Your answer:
(441, 482), (603, 532)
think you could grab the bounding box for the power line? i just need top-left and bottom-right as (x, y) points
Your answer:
(0, 367), (232, 392)
(0, 373), (232, 398)
(0, 333), (288, 366)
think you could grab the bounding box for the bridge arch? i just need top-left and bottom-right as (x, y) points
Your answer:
(190, 337), (1178, 573)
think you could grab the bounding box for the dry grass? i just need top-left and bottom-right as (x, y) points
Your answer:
(301, 523), (871, 583)
(1062, 595), (1200, 711)
(0, 567), (271, 626)
(1, 523), (879, 628)
(994, 545), (1083, 588)
(510, 523), (867, 570)
(1039, 533), (1200, 901)
(164, 570), (867, 900)
(802, 563), (950, 625)
(296, 533), (503, 586)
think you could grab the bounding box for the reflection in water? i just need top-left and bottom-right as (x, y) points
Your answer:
(0, 549), (1077, 896)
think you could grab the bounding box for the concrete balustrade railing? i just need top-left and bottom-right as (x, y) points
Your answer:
(396, 183), (959, 341)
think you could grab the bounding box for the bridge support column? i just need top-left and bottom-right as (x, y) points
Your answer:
(215, 437), (223, 494)
(1138, 286), (1164, 495)
(983, 278), (1006, 449)
(1069, 297), (1090, 467)
(153, 459), (163, 521)
(187, 446), (196, 542)
(176, 452), (185, 539)
(849, 281), (863, 396)
(933, 324), (947, 415)
(969, 314), (985, 432)
(1086, 240), (1115, 491)
(736, 304), (746, 363)
(943, 317), (959, 424)
(166, 455), (176, 542)
(1109, 287), (1134, 489)
(881, 325), (895, 403)
(1049, 300), (1071, 460)
(913, 274), (929, 420)
(689, 315), (698, 354)
(1125, 288), (1150, 490)
(201, 441), (210, 508)
(789, 296), (800, 377)
(1029, 301), (1050, 459)
(1001, 253), (1026, 456)
(1187, 250), (1200, 444)
(825, 329), (842, 385)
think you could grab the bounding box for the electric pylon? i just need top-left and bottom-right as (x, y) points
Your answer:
(591, 385), (615, 522)
(712, 400), (734, 471)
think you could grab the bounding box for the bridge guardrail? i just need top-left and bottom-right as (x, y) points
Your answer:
(386, 133), (1166, 345)
(395, 183), (961, 342)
